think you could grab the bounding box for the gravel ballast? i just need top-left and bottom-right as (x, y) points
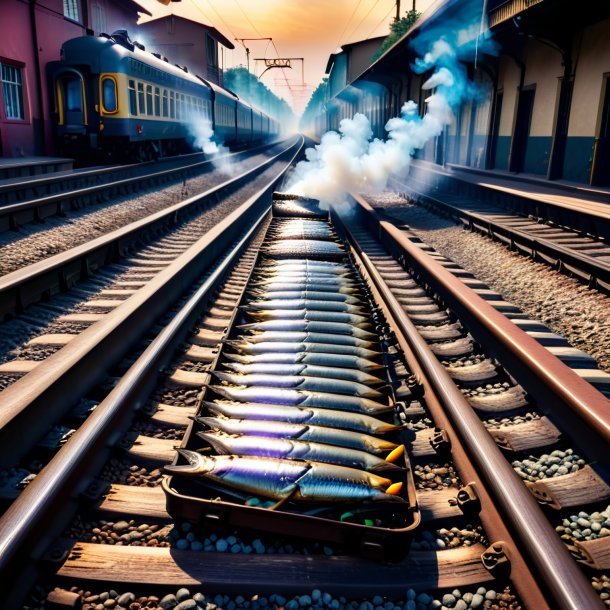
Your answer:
(368, 193), (610, 372)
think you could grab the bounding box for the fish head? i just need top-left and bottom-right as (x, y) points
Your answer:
(164, 449), (214, 476)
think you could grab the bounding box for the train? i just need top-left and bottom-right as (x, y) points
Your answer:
(47, 30), (280, 162)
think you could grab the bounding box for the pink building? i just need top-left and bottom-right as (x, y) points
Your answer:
(0, 0), (150, 158)
(137, 15), (235, 87)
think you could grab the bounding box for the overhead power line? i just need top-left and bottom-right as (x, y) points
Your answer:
(334, 0), (365, 51)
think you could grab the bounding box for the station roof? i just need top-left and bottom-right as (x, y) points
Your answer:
(123, 0), (152, 17)
(140, 14), (235, 49)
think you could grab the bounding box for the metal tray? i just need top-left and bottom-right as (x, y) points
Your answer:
(163, 213), (421, 562)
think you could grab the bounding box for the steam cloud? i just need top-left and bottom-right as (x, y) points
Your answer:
(287, 0), (497, 209)
(187, 117), (236, 175)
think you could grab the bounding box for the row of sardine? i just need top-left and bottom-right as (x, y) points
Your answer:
(166, 214), (406, 505)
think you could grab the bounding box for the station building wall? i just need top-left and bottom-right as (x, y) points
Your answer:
(493, 55), (520, 170)
(564, 18), (610, 183)
(0, 1), (86, 157)
(521, 38), (563, 175)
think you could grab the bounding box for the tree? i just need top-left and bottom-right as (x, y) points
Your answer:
(299, 78), (328, 131)
(224, 66), (295, 126)
(372, 10), (420, 61)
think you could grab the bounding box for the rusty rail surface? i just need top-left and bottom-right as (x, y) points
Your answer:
(336, 197), (605, 610)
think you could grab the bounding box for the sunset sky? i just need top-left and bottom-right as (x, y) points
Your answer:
(136, 0), (435, 113)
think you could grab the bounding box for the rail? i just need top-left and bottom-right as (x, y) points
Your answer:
(337, 194), (605, 610)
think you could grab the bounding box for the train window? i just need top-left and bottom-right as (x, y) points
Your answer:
(65, 77), (82, 112)
(101, 77), (117, 114)
(170, 91), (175, 119)
(137, 82), (145, 115)
(146, 84), (153, 116)
(162, 90), (168, 117)
(128, 80), (137, 116)
(176, 92), (181, 120)
(154, 87), (160, 116)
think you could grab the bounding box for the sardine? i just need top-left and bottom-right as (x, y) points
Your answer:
(199, 432), (404, 473)
(213, 371), (384, 399)
(210, 385), (392, 414)
(196, 417), (399, 454)
(224, 351), (383, 372)
(247, 291), (362, 304)
(226, 341), (381, 358)
(239, 331), (377, 349)
(249, 282), (360, 295)
(243, 310), (371, 326)
(251, 276), (356, 287)
(243, 299), (365, 313)
(201, 400), (399, 434)
(165, 449), (404, 503)
(222, 363), (385, 386)
(237, 319), (374, 339)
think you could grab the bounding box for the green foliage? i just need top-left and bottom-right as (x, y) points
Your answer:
(224, 66), (295, 125)
(372, 10), (420, 62)
(299, 78), (328, 130)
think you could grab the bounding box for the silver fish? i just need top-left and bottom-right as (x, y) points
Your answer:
(244, 300), (365, 313)
(196, 416), (398, 454)
(210, 386), (392, 414)
(237, 320), (374, 339)
(248, 291), (362, 304)
(239, 331), (377, 349)
(165, 449), (405, 503)
(249, 283), (360, 295)
(201, 400), (398, 434)
(199, 432), (404, 473)
(224, 351), (383, 372)
(225, 340), (380, 358)
(213, 371), (384, 399)
(223, 363), (385, 386)
(251, 276), (356, 287)
(243, 310), (371, 326)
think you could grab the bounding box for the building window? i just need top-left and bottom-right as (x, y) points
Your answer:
(63, 0), (81, 22)
(206, 34), (218, 68)
(128, 79), (137, 115)
(1, 62), (25, 120)
(91, 3), (107, 33)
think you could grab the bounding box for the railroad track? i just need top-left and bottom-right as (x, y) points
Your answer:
(0, 175), (608, 609)
(0, 137), (298, 318)
(390, 164), (610, 294)
(0, 141), (281, 232)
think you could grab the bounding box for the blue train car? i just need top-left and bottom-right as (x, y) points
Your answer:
(48, 31), (278, 162)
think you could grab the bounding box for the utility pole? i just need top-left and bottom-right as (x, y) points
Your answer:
(395, 0), (401, 21)
(235, 38), (272, 73)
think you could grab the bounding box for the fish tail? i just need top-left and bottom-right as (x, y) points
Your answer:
(385, 482), (403, 495)
(385, 445), (405, 463)
(370, 461), (403, 473)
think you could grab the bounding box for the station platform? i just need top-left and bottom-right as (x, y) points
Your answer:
(0, 156), (74, 181)
(407, 160), (610, 222)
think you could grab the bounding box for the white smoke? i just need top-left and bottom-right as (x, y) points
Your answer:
(186, 117), (236, 175)
(287, 2), (497, 209)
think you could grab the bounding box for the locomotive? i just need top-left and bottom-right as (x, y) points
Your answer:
(48, 30), (280, 162)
